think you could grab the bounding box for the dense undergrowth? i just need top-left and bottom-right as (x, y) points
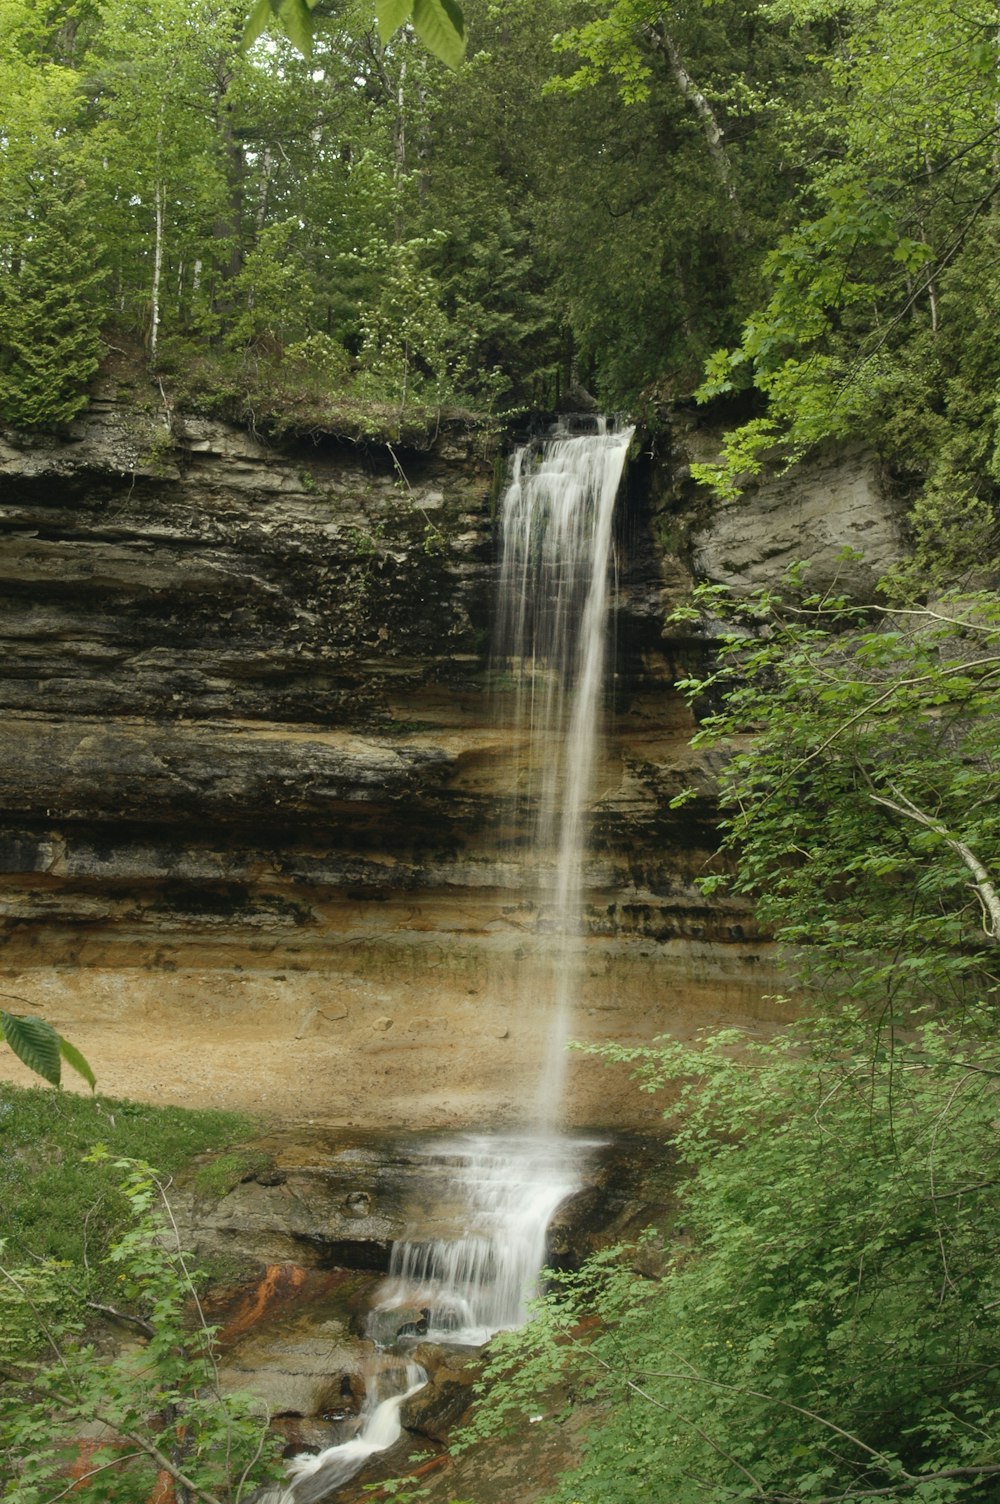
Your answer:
(0, 1090), (270, 1503)
(0, 1153), (283, 1504)
(468, 1020), (1000, 1504)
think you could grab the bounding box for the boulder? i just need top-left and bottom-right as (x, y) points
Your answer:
(690, 444), (906, 600)
(401, 1353), (482, 1442)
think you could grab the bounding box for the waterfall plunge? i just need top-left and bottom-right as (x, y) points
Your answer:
(375, 1132), (595, 1345)
(374, 421), (635, 1342)
(263, 420), (633, 1503)
(498, 419), (635, 1127)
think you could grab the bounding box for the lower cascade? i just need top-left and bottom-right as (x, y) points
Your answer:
(373, 1133), (599, 1344)
(271, 1362), (427, 1504)
(255, 420), (631, 1500)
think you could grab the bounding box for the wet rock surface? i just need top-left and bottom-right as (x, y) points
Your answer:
(176, 1127), (678, 1272)
(193, 1127), (675, 1491)
(401, 1349), (482, 1442)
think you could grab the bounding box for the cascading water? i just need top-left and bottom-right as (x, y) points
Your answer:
(497, 418), (635, 1126)
(363, 421), (635, 1354)
(258, 419), (633, 1503)
(255, 1360), (427, 1504)
(374, 1133), (597, 1345)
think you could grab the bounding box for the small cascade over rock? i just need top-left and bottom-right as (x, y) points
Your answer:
(279, 1360), (426, 1504)
(250, 1358), (426, 1504)
(372, 1133), (598, 1345)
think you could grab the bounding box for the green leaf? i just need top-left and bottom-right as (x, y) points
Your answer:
(411, 0), (467, 67)
(1, 1012), (61, 1086)
(375, 0), (412, 45)
(242, 0), (316, 55)
(277, 0), (315, 56)
(241, 0), (274, 48)
(59, 1036), (96, 1091)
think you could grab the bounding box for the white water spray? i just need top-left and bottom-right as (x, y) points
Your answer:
(374, 1133), (596, 1345)
(255, 1361), (427, 1504)
(497, 419), (635, 1125)
(372, 422), (633, 1348)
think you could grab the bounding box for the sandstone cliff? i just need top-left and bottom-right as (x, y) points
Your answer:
(0, 394), (905, 1126)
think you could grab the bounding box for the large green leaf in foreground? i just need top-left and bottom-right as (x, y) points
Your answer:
(1, 1010), (95, 1089)
(245, 0), (467, 67)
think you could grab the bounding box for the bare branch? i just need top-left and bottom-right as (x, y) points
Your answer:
(92, 1415), (226, 1504)
(41, 1450), (146, 1504)
(868, 786), (1000, 940)
(85, 1300), (156, 1337)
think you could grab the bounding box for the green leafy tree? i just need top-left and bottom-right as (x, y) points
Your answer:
(411, 0), (567, 406)
(0, 175), (105, 428)
(0, 10), (105, 427)
(693, 0), (1000, 526)
(224, 217), (316, 354)
(668, 580), (1000, 1018)
(466, 1019), (1000, 1504)
(357, 233), (462, 405)
(517, 0), (833, 407)
(83, 0), (251, 356)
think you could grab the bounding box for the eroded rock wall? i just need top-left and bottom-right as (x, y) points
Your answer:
(0, 397), (901, 1126)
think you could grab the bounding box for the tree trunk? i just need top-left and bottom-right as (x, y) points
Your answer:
(868, 787), (1000, 941)
(643, 22), (746, 233)
(151, 181), (164, 360)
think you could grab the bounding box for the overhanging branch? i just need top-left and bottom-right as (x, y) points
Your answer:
(868, 785), (1000, 940)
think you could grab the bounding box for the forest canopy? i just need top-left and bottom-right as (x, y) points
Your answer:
(3, 0), (995, 502)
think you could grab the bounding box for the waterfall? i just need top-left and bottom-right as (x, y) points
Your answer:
(259, 419), (632, 1504)
(371, 420), (634, 1347)
(250, 1360), (427, 1504)
(497, 418), (635, 1126)
(374, 1133), (595, 1345)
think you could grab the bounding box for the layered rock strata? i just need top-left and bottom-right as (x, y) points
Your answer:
(0, 395), (903, 1126)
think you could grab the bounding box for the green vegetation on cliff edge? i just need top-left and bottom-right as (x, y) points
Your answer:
(0, 1083), (254, 1272)
(3, 0), (996, 559)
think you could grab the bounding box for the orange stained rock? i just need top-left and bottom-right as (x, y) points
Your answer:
(149, 1471), (177, 1504)
(218, 1261), (308, 1343)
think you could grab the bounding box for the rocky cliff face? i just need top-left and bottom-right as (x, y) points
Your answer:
(0, 395), (905, 1127)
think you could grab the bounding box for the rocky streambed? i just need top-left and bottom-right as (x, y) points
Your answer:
(177, 1128), (676, 1501)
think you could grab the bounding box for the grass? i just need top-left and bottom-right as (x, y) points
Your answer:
(0, 1083), (256, 1276)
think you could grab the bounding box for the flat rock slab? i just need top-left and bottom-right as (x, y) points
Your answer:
(176, 1128), (678, 1271)
(691, 445), (905, 599)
